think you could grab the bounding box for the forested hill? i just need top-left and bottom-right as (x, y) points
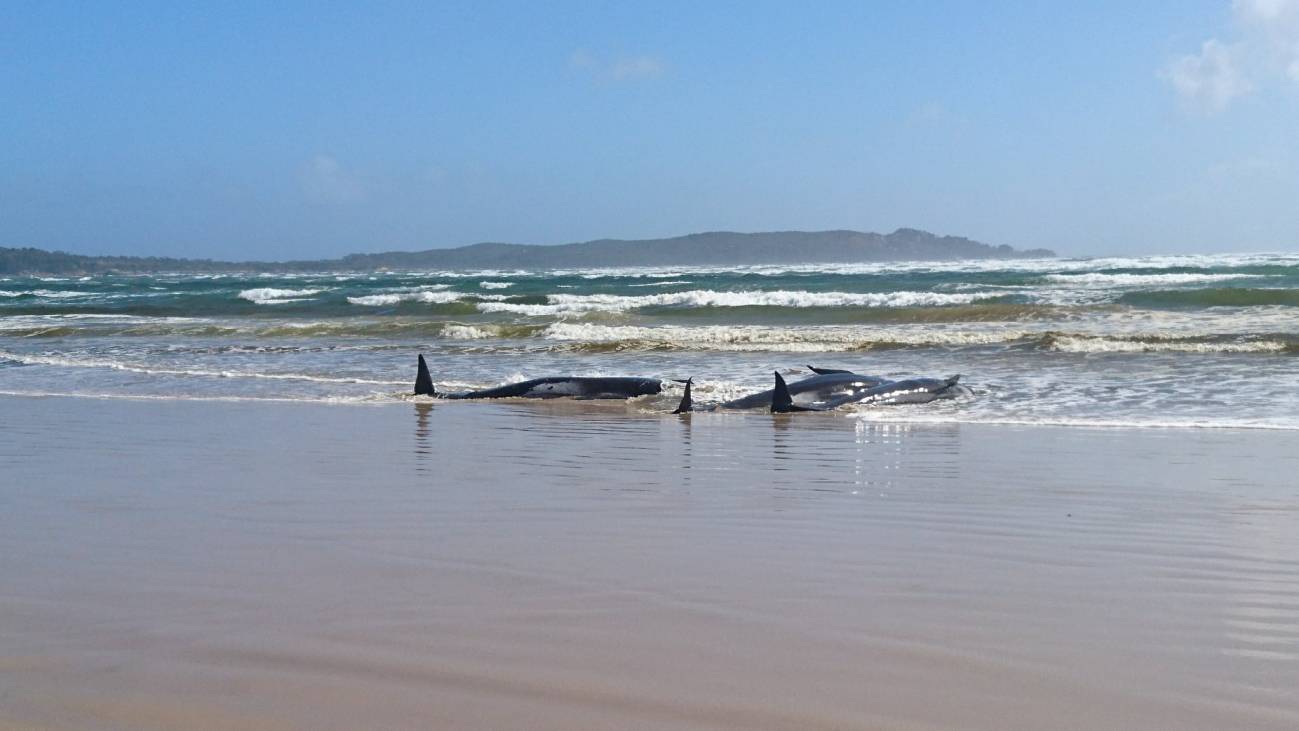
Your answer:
(1, 229), (1055, 274)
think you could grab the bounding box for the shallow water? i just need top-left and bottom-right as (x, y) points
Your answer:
(2, 397), (1297, 729)
(3, 253), (1298, 428)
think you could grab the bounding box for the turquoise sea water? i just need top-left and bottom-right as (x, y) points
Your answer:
(2, 253), (1297, 428)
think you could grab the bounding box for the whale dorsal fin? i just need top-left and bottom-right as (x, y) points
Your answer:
(415, 354), (436, 396)
(807, 365), (853, 375)
(672, 378), (693, 414)
(772, 371), (821, 413)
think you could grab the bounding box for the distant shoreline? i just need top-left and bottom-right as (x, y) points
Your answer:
(0, 228), (1054, 275)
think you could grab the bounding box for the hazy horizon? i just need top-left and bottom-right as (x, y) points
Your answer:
(5, 1), (1299, 260)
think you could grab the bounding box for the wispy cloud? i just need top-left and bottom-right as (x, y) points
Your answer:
(1235, 0), (1299, 79)
(1163, 40), (1252, 112)
(569, 49), (665, 83)
(1163, 0), (1299, 111)
(299, 155), (365, 204)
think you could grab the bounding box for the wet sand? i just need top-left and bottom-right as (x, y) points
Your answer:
(2, 395), (1297, 730)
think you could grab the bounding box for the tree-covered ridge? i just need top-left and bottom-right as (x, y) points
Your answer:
(2, 229), (1055, 274)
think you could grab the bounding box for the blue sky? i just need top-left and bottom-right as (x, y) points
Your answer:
(3, 1), (1297, 259)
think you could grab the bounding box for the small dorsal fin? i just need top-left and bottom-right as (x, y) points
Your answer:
(414, 354), (436, 396)
(672, 378), (694, 414)
(807, 365), (853, 375)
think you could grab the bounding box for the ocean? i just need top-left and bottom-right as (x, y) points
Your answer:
(2, 252), (1297, 428)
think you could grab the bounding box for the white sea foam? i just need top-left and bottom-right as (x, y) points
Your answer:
(347, 291), (463, 306)
(478, 281), (514, 289)
(627, 280), (694, 287)
(525, 252), (1299, 280)
(1049, 336), (1287, 354)
(1042, 272), (1260, 286)
(540, 323), (1030, 351)
(441, 324), (495, 339)
(479, 289), (987, 315)
(0, 390), (392, 405)
(16, 289), (98, 299)
(846, 411), (1299, 431)
(535, 322), (1296, 355)
(238, 288), (324, 304)
(0, 350), (405, 385)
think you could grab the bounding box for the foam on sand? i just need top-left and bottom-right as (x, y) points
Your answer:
(0, 349), (404, 385)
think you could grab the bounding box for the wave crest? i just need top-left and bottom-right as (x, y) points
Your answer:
(347, 291), (463, 306)
(480, 289), (988, 315)
(238, 288), (323, 304)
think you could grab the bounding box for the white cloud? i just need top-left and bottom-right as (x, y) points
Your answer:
(1235, 0), (1299, 84)
(1164, 0), (1299, 110)
(569, 49), (665, 82)
(1234, 0), (1297, 24)
(1163, 40), (1253, 111)
(300, 155), (364, 204)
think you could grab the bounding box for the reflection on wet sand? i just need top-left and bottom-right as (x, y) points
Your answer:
(3, 396), (1298, 731)
(413, 401), (434, 473)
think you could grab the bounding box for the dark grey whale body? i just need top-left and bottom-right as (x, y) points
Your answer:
(718, 369), (894, 410)
(771, 371), (970, 412)
(439, 376), (663, 400)
(414, 355), (662, 400)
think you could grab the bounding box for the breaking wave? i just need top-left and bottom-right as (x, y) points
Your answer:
(347, 290), (464, 306)
(536, 323), (1297, 354)
(441, 324), (495, 339)
(1042, 272), (1262, 287)
(479, 289), (990, 315)
(1045, 335), (1289, 354)
(238, 288), (324, 304)
(539, 323), (1030, 351)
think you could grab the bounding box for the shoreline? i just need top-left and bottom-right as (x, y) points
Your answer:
(2, 392), (1297, 432)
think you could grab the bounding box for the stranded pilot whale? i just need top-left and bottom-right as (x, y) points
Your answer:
(671, 365), (894, 412)
(771, 370), (970, 413)
(670, 365), (894, 413)
(414, 355), (663, 400)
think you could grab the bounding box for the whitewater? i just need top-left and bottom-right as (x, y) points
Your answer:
(1, 253), (1296, 428)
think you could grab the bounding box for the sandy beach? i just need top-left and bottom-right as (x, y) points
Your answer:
(2, 395), (1296, 729)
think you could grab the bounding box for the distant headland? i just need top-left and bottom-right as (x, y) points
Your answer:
(0, 229), (1055, 275)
